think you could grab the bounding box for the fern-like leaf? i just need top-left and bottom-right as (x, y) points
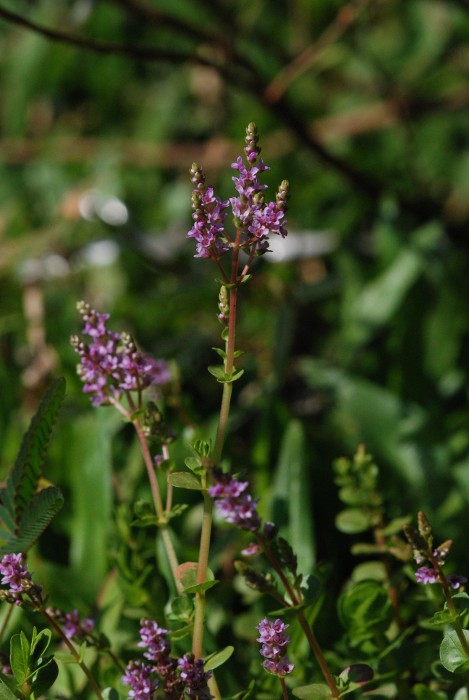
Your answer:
(0, 487), (64, 555)
(0, 377), (65, 541)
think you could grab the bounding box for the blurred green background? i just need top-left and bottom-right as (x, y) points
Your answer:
(1, 0), (469, 631)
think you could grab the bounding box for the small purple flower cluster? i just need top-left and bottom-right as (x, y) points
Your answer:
(122, 660), (158, 700)
(0, 553), (31, 592)
(187, 123), (289, 260)
(208, 470), (261, 532)
(415, 566), (466, 590)
(71, 301), (170, 407)
(178, 654), (213, 699)
(0, 553), (42, 605)
(257, 618), (294, 677)
(47, 607), (95, 640)
(122, 619), (212, 700)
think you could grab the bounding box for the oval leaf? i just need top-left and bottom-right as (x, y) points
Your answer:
(335, 508), (372, 534)
(440, 629), (469, 673)
(204, 646), (234, 671)
(168, 472), (202, 490)
(292, 683), (332, 699)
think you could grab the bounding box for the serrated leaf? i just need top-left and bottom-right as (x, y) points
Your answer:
(168, 472), (202, 490)
(0, 487), (64, 555)
(440, 629), (469, 673)
(204, 646), (234, 671)
(0, 378), (65, 534)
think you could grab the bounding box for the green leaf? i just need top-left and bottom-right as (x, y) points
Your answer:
(68, 410), (116, 599)
(167, 595), (193, 622)
(204, 646), (234, 671)
(10, 632), (30, 686)
(351, 561), (387, 582)
(299, 359), (426, 489)
(168, 472), (202, 490)
(335, 508), (374, 534)
(0, 487), (64, 555)
(292, 683), (332, 698)
(207, 365), (227, 380)
(0, 679), (21, 700)
(380, 516), (411, 536)
(272, 420), (315, 574)
(353, 246), (423, 335)
(212, 347), (227, 360)
(31, 658), (58, 697)
(184, 457), (201, 471)
(102, 690), (120, 700)
(338, 580), (392, 637)
(412, 683), (447, 699)
(178, 563), (218, 594)
(0, 378), (65, 537)
(30, 628), (52, 663)
(440, 629), (469, 673)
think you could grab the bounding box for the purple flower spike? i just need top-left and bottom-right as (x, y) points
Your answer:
(257, 618), (294, 677)
(177, 654), (213, 699)
(137, 619), (181, 694)
(72, 301), (170, 406)
(209, 470), (261, 532)
(122, 660), (158, 700)
(187, 123), (289, 261)
(187, 165), (229, 260)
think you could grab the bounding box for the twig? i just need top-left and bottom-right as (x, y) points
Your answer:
(265, 0), (371, 103)
(0, 4), (218, 68)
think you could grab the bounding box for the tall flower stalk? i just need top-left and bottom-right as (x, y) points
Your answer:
(71, 303), (183, 594)
(186, 124), (289, 670)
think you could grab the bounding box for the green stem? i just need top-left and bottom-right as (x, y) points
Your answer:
(133, 419), (183, 595)
(193, 237), (241, 659)
(280, 677), (289, 700)
(41, 609), (104, 700)
(256, 533), (301, 606)
(433, 559), (469, 657)
(0, 604), (14, 643)
(297, 612), (339, 698)
(192, 491), (213, 658)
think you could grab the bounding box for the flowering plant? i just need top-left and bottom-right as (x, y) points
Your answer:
(0, 124), (469, 700)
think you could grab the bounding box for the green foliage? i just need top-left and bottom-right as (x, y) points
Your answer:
(337, 580), (393, 650)
(440, 631), (469, 674)
(1, 1), (469, 697)
(0, 379), (65, 555)
(4, 628), (58, 699)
